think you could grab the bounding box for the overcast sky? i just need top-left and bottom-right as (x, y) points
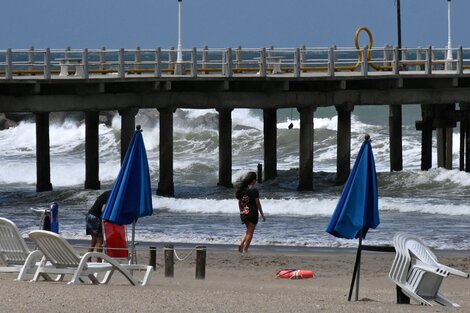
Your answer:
(0, 0), (467, 49)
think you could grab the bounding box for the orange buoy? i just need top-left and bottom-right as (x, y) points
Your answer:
(276, 269), (315, 279)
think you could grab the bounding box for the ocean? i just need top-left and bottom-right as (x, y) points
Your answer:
(1, 105), (470, 250)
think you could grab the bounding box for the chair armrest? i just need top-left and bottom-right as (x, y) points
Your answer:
(412, 261), (448, 277)
(438, 264), (469, 278)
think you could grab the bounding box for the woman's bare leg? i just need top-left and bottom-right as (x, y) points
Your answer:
(242, 222), (256, 253)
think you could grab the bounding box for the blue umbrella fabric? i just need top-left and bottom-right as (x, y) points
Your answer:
(326, 137), (379, 239)
(102, 127), (153, 225)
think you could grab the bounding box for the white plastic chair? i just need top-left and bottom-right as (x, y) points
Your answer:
(0, 217), (56, 281)
(389, 232), (469, 307)
(28, 230), (153, 286)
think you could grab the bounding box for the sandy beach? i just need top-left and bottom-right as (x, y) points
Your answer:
(0, 245), (469, 313)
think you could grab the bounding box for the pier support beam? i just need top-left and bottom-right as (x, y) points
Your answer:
(157, 107), (175, 197)
(119, 108), (138, 163)
(461, 103), (470, 172)
(420, 104), (433, 171)
(389, 105), (403, 171)
(466, 111), (470, 172)
(460, 115), (466, 171)
(217, 108), (233, 187)
(336, 105), (354, 184)
(35, 112), (52, 192)
(297, 106), (316, 191)
(263, 108), (277, 181)
(436, 104), (455, 170)
(84, 111), (100, 189)
(437, 127), (453, 169)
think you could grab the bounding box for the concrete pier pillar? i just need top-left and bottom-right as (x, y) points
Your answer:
(459, 117), (465, 171)
(297, 106), (316, 191)
(460, 103), (470, 171)
(437, 128), (453, 169)
(84, 111), (100, 189)
(436, 104), (454, 170)
(263, 108), (277, 181)
(217, 108), (233, 187)
(157, 107), (175, 197)
(336, 105), (354, 184)
(466, 112), (470, 172)
(445, 127), (453, 170)
(436, 128), (445, 168)
(35, 112), (52, 192)
(119, 108), (138, 163)
(421, 104), (433, 171)
(389, 105), (403, 171)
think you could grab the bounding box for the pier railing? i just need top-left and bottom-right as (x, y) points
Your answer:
(0, 45), (469, 79)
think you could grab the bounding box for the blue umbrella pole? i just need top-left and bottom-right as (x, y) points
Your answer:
(348, 232), (363, 301)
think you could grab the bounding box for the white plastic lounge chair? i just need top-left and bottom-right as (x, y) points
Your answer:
(0, 217), (55, 281)
(389, 232), (469, 307)
(28, 230), (153, 286)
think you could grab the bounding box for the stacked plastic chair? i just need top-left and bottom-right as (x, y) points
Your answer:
(389, 232), (469, 307)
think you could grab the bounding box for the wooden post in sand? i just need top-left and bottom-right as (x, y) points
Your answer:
(149, 246), (157, 270)
(164, 244), (174, 277)
(195, 246), (206, 280)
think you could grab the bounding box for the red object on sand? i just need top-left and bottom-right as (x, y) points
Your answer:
(104, 221), (128, 258)
(276, 269), (315, 279)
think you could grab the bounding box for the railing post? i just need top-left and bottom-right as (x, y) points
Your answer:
(202, 45), (208, 70)
(82, 48), (89, 79)
(5, 48), (12, 80)
(383, 44), (393, 68)
(416, 47), (422, 71)
(328, 46), (335, 77)
(65, 46), (71, 60)
(99, 46), (106, 73)
(134, 46), (141, 72)
(259, 48), (267, 77)
(268, 45), (274, 58)
(191, 47), (197, 77)
(294, 47), (300, 78)
(300, 44), (306, 67)
(169, 46), (175, 71)
(225, 48), (233, 78)
(236, 45), (241, 69)
(401, 49), (408, 71)
(425, 46), (432, 75)
(361, 46), (368, 76)
(155, 47), (162, 77)
(28, 46), (35, 72)
(118, 48), (125, 78)
(393, 46), (400, 75)
(457, 46), (463, 74)
(44, 48), (51, 80)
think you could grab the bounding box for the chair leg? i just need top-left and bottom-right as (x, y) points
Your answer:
(434, 293), (460, 307)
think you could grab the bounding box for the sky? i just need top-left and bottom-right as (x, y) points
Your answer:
(0, 0), (468, 49)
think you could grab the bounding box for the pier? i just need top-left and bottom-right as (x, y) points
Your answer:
(2, 45), (470, 195)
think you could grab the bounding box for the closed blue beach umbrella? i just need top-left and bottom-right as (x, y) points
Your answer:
(325, 135), (380, 301)
(102, 125), (153, 261)
(326, 135), (379, 239)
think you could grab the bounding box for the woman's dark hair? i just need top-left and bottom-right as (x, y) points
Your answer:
(235, 171), (257, 199)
